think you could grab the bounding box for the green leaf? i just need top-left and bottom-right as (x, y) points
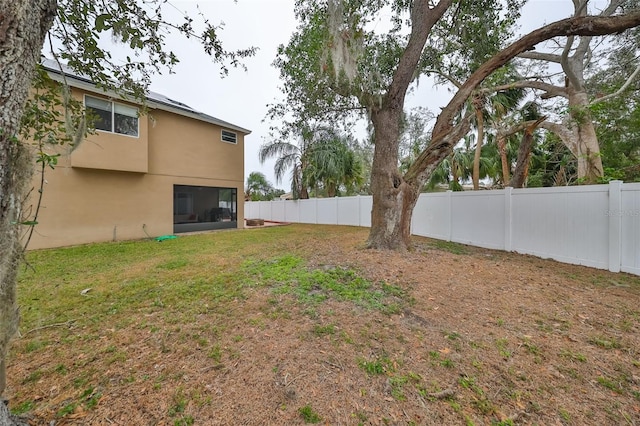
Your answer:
(94, 14), (111, 32)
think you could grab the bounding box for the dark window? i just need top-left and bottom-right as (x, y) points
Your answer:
(85, 96), (112, 132)
(114, 104), (139, 136)
(173, 185), (238, 232)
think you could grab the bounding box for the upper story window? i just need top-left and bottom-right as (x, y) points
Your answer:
(221, 129), (237, 144)
(85, 95), (139, 137)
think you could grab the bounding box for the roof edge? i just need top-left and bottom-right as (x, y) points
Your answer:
(41, 60), (251, 135)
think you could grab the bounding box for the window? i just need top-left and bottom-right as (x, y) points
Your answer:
(221, 129), (237, 144)
(85, 95), (139, 137)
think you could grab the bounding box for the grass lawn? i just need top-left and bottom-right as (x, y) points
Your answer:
(8, 224), (640, 425)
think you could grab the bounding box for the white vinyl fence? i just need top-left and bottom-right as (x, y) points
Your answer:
(246, 181), (640, 276)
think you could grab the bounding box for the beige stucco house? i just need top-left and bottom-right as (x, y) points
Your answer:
(27, 60), (250, 250)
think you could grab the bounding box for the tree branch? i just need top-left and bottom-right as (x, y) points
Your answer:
(518, 51), (563, 63)
(537, 120), (578, 156)
(498, 118), (578, 157)
(423, 69), (463, 88)
(497, 120), (534, 139)
(590, 62), (640, 106)
(577, 1), (621, 54)
(404, 114), (473, 184)
(386, 0), (453, 108)
(432, 11), (640, 140)
(561, 34), (581, 88)
(483, 80), (568, 99)
(569, 0), (622, 85)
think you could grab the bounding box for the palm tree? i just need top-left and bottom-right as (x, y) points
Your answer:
(305, 132), (365, 197)
(245, 171), (274, 201)
(259, 125), (364, 199)
(259, 126), (315, 199)
(471, 87), (526, 189)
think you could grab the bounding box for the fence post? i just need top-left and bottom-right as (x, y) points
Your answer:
(504, 187), (513, 252)
(446, 190), (452, 241)
(608, 180), (623, 273)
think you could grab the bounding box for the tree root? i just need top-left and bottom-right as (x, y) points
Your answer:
(427, 388), (455, 399)
(23, 320), (76, 336)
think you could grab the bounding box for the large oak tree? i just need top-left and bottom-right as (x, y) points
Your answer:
(269, 0), (640, 250)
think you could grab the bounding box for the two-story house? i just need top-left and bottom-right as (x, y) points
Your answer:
(27, 60), (250, 250)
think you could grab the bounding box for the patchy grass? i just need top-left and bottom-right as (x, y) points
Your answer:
(298, 404), (322, 423)
(9, 224), (640, 425)
(358, 354), (395, 376)
(243, 255), (405, 312)
(428, 240), (471, 255)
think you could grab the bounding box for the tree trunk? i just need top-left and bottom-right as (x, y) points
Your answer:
(509, 132), (533, 188)
(367, 108), (418, 250)
(327, 183), (336, 198)
(365, 0), (453, 251)
(0, 400), (27, 426)
(497, 136), (510, 185)
(451, 155), (461, 189)
(299, 186), (309, 199)
(472, 99), (484, 190)
(568, 91), (604, 183)
(0, 0), (57, 418)
(509, 117), (545, 188)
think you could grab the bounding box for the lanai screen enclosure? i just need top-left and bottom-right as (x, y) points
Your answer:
(173, 184), (237, 233)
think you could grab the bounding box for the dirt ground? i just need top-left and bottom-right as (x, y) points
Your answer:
(7, 225), (640, 425)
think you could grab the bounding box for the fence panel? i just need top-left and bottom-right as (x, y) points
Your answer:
(271, 201), (286, 222)
(359, 196), (373, 228)
(298, 199), (317, 224)
(411, 192), (451, 240)
(621, 183), (640, 275)
(511, 186), (609, 270)
(245, 201), (259, 220)
(450, 191), (507, 250)
(282, 200), (300, 223)
(336, 196), (361, 226)
(316, 198), (339, 224)
(259, 201), (273, 221)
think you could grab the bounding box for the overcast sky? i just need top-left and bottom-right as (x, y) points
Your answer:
(148, 0), (594, 191)
(149, 0), (298, 191)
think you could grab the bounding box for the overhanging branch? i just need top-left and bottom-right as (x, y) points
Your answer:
(483, 80), (568, 99)
(432, 11), (640, 139)
(518, 51), (563, 63)
(590, 62), (640, 106)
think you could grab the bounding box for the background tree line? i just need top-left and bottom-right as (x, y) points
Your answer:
(262, 1), (640, 197)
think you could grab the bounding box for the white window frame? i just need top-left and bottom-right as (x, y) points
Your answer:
(84, 95), (139, 138)
(221, 129), (237, 144)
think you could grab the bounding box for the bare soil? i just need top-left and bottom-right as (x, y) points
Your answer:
(7, 225), (640, 425)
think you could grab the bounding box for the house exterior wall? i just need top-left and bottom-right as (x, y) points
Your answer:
(27, 87), (246, 250)
(148, 109), (244, 183)
(71, 92), (150, 173)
